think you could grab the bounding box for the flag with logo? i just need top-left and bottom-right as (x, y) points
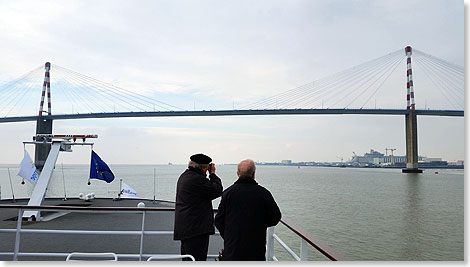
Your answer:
(17, 149), (38, 185)
(89, 150), (115, 183)
(121, 181), (139, 198)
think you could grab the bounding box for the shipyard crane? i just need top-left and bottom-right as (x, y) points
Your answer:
(350, 152), (357, 163)
(385, 148), (397, 165)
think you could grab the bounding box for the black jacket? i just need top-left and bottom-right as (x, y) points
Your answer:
(214, 176), (282, 261)
(174, 167), (223, 240)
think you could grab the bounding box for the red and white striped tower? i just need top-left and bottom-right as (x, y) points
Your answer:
(405, 46), (415, 110)
(38, 62), (51, 116)
(403, 46), (421, 173)
(46, 62), (52, 115)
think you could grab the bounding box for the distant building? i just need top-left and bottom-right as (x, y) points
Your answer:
(281, 160), (292, 165)
(421, 157), (442, 162)
(350, 149), (421, 165)
(448, 160), (464, 166)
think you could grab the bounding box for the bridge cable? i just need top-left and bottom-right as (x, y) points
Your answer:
(0, 67), (43, 117)
(52, 69), (127, 113)
(53, 66), (150, 112)
(240, 48), (403, 110)
(53, 77), (109, 114)
(278, 52), (399, 109)
(5, 73), (45, 117)
(359, 56), (405, 109)
(416, 56), (464, 106)
(53, 65), (183, 111)
(413, 57), (463, 110)
(259, 49), (402, 108)
(413, 57), (462, 109)
(55, 66), (175, 112)
(330, 52), (404, 108)
(300, 50), (402, 108)
(0, 66), (43, 110)
(414, 53), (464, 98)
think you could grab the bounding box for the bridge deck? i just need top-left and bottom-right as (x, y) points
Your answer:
(0, 109), (464, 123)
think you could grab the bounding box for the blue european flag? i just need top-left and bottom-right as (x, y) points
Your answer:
(90, 150), (115, 183)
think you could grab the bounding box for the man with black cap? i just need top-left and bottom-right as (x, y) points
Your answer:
(174, 153), (223, 261)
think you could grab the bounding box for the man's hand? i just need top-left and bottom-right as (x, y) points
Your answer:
(209, 163), (216, 174)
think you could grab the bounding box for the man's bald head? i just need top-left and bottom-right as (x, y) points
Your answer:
(237, 159), (256, 178)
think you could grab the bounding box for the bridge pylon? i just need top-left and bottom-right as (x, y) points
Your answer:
(34, 62), (53, 171)
(402, 46), (422, 173)
(402, 110), (422, 173)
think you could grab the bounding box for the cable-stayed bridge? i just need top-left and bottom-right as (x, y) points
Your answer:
(0, 46), (464, 172)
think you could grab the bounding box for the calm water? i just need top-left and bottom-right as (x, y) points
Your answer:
(0, 164), (464, 261)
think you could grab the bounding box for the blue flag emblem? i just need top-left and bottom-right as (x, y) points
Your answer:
(90, 150), (115, 183)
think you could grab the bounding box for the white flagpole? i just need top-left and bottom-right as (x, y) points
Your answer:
(7, 168), (15, 202)
(153, 168), (156, 203)
(61, 163), (67, 201)
(119, 178), (122, 200)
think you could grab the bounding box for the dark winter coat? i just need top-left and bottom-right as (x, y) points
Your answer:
(174, 167), (223, 240)
(214, 176), (282, 261)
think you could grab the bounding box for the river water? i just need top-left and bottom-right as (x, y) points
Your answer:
(0, 164), (464, 261)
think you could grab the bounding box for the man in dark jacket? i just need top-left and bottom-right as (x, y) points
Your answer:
(215, 159), (281, 261)
(174, 153), (223, 261)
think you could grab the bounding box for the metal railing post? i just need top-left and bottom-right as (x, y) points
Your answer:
(139, 210), (146, 261)
(13, 208), (23, 261)
(266, 226), (275, 261)
(300, 239), (308, 261)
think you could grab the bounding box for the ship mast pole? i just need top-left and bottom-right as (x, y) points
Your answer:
(7, 168), (15, 202)
(153, 168), (156, 203)
(61, 163), (67, 201)
(119, 179), (123, 200)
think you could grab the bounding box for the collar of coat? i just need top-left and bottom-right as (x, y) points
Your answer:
(234, 175), (258, 185)
(188, 166), (204, 175)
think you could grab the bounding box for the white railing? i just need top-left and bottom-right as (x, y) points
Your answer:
(0, 204), (347, 261)
(266, 218), (348, 261)
(0, 205), (219, 261)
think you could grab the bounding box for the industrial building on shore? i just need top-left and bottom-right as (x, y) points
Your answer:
(257, 149), (463, 169)
(349, 149), (463, 168)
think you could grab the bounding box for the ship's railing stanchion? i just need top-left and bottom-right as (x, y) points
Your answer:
(266, 226), (275, 261)
(300, 239), (308, 261)
(139, 209), (146, 261)
(273, 233), (301, 260)
(13, 208), (23, 261)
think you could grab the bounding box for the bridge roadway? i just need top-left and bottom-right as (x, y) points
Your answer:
(0, 109), (464, 123)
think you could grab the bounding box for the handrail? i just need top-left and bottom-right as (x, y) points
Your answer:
(279, 218), (348, 261)
(0, 203), (175, 212)
(147, 254), (195, 261)
(66, 252), (118, 261)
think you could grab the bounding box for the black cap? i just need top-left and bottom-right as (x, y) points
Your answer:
(190, 153), (212, 164)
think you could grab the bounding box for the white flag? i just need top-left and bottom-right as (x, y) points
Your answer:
(121, 182), (139, 198)
(17, 150), (38, 185)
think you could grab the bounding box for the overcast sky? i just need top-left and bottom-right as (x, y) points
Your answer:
(0, 0), (465, 165)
